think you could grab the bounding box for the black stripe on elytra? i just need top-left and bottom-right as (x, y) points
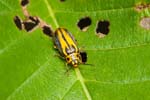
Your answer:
(54, 30), (64, 55)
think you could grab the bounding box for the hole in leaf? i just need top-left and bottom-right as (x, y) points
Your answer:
(14, 16), (22, 30)
(80, 52), (87, 63)
(23, 16), (40, 32)
(21, 0), (29, 6)
(77, 17), (92, 32)
(140, 17), (150, 30)
(135, 3), (150, 12)
(96, 20), (110, 38)
(42, 26), (53, 37)
(23, 22), (38, 32)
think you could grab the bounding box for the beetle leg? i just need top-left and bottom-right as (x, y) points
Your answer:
(54, 54), (65, 59)
(79, 46), (86, 51)
(64, 64), (72, 75)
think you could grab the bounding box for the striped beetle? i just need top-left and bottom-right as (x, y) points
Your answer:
(53, 28), (87, 67)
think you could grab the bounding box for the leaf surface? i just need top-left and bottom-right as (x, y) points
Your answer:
(1, 0), (150, 100)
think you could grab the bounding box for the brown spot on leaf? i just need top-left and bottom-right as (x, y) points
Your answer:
(135, 3), (150, 12)
(140, 17), (150, 30)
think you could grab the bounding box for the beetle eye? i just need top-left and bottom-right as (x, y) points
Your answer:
(66, 57), (70, 61)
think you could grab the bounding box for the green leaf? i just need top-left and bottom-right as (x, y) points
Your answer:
(1, 0), (150, 100)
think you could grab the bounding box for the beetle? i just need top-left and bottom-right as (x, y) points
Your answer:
(13, 0), (88, 68)
(53, 28), (87, 67)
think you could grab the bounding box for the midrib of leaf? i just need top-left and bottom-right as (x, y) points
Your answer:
(44, 0), (59, 28)
(44, 0), (92, 99)
(54, 7), (132, 13)
(75, 68), (92, 100)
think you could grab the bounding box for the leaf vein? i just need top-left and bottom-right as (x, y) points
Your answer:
(0, 37), (24, 55)
(0, 0), (13, 11)
(86, 42), (150, 51)
(61, 80), (78, 100)
(54, 7), (133, 13)
(85, 78), (150, 85)
(6, 60), (50, 100)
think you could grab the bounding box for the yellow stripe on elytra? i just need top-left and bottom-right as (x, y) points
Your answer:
(57, 29), (69, 56)
(61, 29), (78, 52)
